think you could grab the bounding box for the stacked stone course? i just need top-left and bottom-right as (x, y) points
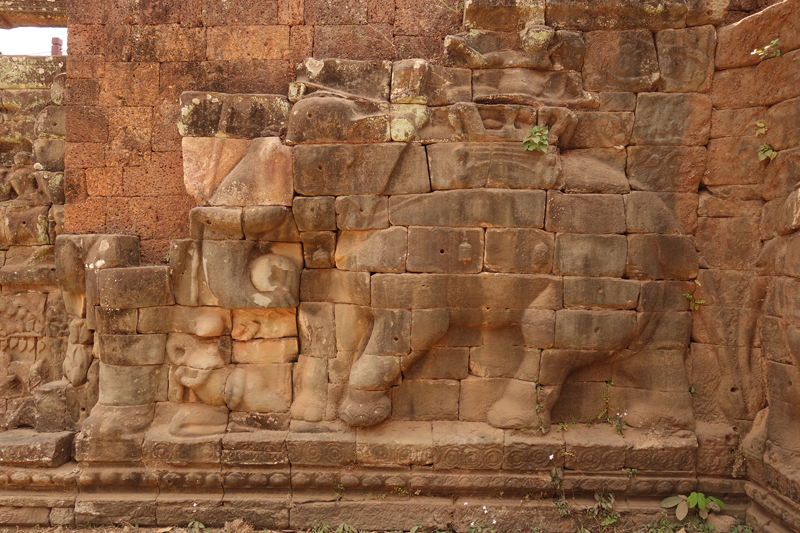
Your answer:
(0, 0), (798, 531)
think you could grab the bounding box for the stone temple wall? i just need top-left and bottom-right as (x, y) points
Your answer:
(0, 56), (70, 432)
(0, 0), (798, 531)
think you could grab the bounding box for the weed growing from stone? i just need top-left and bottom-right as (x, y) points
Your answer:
(661, 492), (726, 521)
(752, 39), (781, 59)
(522, 126), (549, 153)
(333, 523), (358, 533)
(333, 483), (346, 501)
(684, 293), (704, 311)
(553, 494), (571, 517)
(311, 522), (331, 533)
(758, 143), (778, 162)
(187, 519), (205, 533)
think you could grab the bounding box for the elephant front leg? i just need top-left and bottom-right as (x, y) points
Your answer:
(339, 309), (410, 427)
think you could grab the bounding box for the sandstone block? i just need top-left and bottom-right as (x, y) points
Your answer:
(627, 146), (705, 192)
(233, 338), (298, 364)
(431, 420), (504, 470)
(96, 307), (137, 334)
(189, 207), (243, 240)
(37, 104), (66, 138)
(221, 430), (289, 465)
(138, 306), (232, 336)
(692, 306), (760, 348)
(554, 310), (637, 350)
(231, 308), (297, 340)
(613, 349), (689, 391)
(32, 138), (64, 171)
(470, 343), (541, 379)
(582, 30), (659, 92)
(390, 103), (536, 143)
(371, 273), (562, 309)
(97, 334), (167, 365)
(406, 227), (484, 273)
(291, 354), (328, 422)
(391, 60), (471, 106)
(242, 206), (300, 242)
(98, 362), (167, 405)
(553, 233), (627, 277)
(656, 26), (715, 92)
(637, 310), (692, 350)
(702, 137), (763, 187)
(178, 92), (290, 138)
(545, 191), (626, 234)
(293, 143), (429, 196)
(566, 112), (634, 149)
(503, 427), (565, 470)
(626, 429), (697, 471)
(286, 97), (390, 144)
(300, 269), (370, 305)
(286, 421), (356, 466)
(293, 196), (336, 231)
(632, 93), (712, 146)
(695, 217), (760, 270)
(443, 28), (585, 70)
(201, 240), (302, 309)
(392, 379), (460, 421)
(402, 346), (470, 379)
(464, 0), (544, 30)
(710, 107), (766, 140)
(484, 228), (554, 273)
(389, 189), (545, 228)
(626, 234), (698, 280)
(763, 147), (800, 202)
(427, 142), (561, 191)
(710, 49), (800, 109)
(716, 0), (800, 70)
(560, 148), (629, 194)
(356, 420), (433, 465)
(166, 332), (231, 368)
(472, 68), (593, 107)
(458, 376), (529, 422)
(335, 195), (389, 230)
(624, 191), (693, 234)
(183, 136), (293, 207)
(0, 429), (74, 467)
(563, 277), (640, 310)
(765, 96), (800, 152)
(292, 58), (392, 102)
(301, 232), (336, 269)
(546, 0), (688, 30)
(335, 227), (408, 273)
(695, 269), (766, 309)
(98, 266), (175, 309)
(298, 302), (336, 358)
(226, 364), (293, 413)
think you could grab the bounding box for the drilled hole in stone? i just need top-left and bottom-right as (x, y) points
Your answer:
(594, 327), (600, 333)
(730, 387), (739, 393)
(317, 164), (323, 171)
(439, 249), (445, 254)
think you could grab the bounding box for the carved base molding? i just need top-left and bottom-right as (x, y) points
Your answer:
(0, 422), (754, 528)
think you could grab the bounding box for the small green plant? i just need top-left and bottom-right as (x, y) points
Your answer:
(187, 519), (205, 533)
(550, 466), (564, 489)
(522, 125), (549, 153)
(684, 293), (705, 311)
(553, 494), (571, 517)
(334, 523), (359, 533)
(661, 492), (726, 521)
(392, 486), (422, 497)
(755, 122), (767, 137)
(312, 522), (332, 533)
(466, 521), (496, 533)
(410, 523), (424, 533)
(333, 483), (346, 501)
(758, 143), (778, 162)
(752, 39), (781, 59)
(625, 467), (638, 478)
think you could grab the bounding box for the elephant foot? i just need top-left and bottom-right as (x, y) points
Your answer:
(169, 403), (229, 437)
(290, 388), (326, 422)
(486, 380), (554, 431)
(339, 389), (391, 427)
